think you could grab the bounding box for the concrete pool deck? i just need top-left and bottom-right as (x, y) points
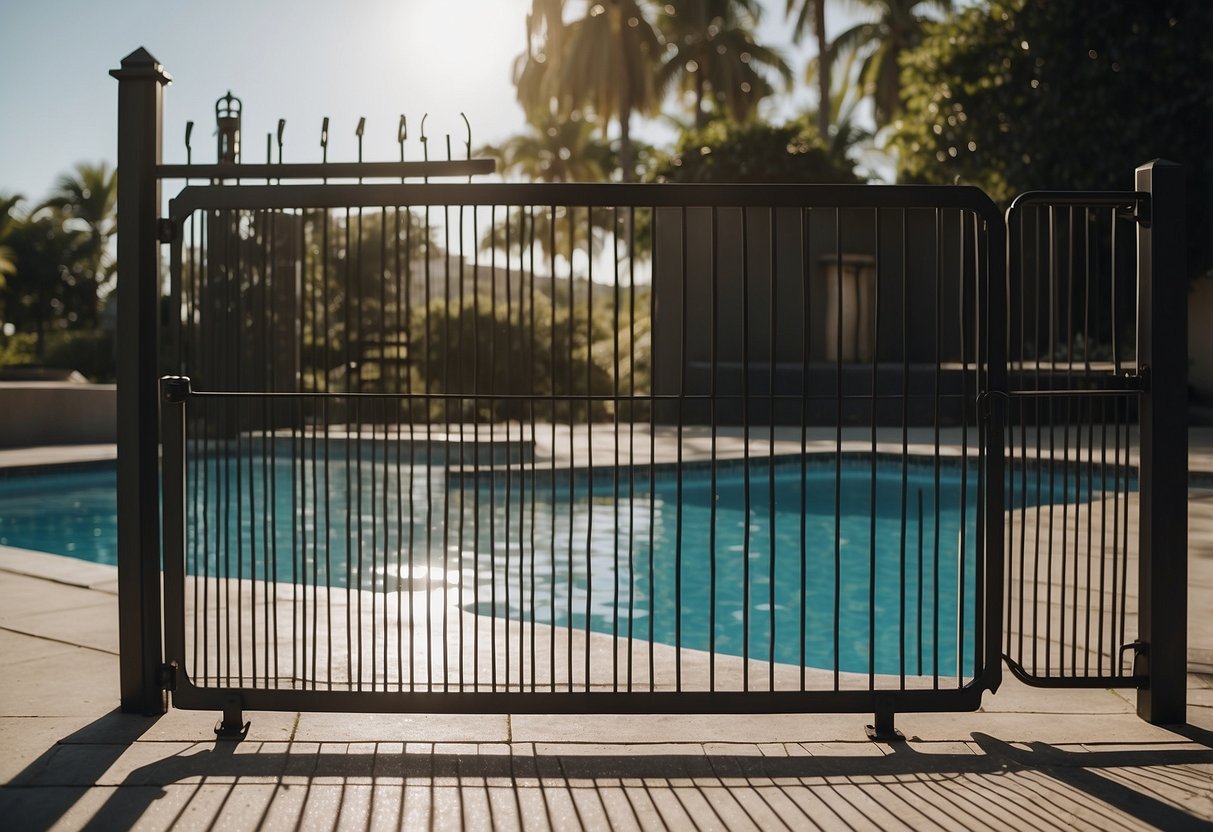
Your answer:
(0, 432), (1211, 829)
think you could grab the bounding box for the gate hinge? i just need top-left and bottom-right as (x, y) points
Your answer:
(158, 662), (178, 691)
(157, 218), (175, 244)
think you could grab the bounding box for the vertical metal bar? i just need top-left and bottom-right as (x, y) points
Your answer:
(405, 206), (416, 692)
(528, 205), (539, 693)
(1062, 206), (1075, 676)
(743, 207), (753, 691)
(161, 378), (188, 685)
(1082, 208), (1094, 676)
(423, 202), (434, 691)
(956, 210), (968, 685)
(833, 208), (842, 691)
(586, 205), (596, 692)
(1135, 160), (1187, 723)
(627, 205), (637, 693)
(870, 207), (881, 691)
(111, 48), (170, 714)
(446, 204), (456, 693)
(648, 207), (657, 692)
(710, 206), (719, 692)
(343, 208), (355, 689)
(1045, 206), (1057, 677)
(395, 206), (405, 691)
(981, 208), (1006, 694)
(768, 208), (778, 692)
(932, 207), (941, 688)
(676, 206), (686, 692)
(488, 206), (498, 691)
(566, 206), (575, 693)
(456, 201), (467, 692)
(612, 206), (622, 694)
(471, 204), (482, 691)
(798, 207), (810, 692)
(548, 206), (558, 692)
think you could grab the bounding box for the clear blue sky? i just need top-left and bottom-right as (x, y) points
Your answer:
(0, 0), (856, 202)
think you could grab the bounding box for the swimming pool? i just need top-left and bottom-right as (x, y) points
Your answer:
(0, 453), (1087, 677)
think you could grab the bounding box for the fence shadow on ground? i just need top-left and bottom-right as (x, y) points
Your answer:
(5, 712), (1213, 830)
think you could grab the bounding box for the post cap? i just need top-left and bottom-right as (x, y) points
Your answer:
(110, 47), (172, 84)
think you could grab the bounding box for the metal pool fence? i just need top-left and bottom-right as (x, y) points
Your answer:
(112, 50), (1187, 735)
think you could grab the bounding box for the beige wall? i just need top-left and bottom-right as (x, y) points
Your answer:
(0, 383), (116, 447)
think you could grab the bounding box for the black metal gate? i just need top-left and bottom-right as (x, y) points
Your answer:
(157, 182), (1006, 733)
(1001, 178), (1188, 719)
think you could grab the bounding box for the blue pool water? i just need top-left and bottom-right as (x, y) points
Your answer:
(0, 453), (1097, 676)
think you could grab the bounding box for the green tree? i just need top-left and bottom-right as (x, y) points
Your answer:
(784, 0), (831, 137)
(659, 0), (793, 127)
(648, 116), (863, 183)
(826, 0), (951, 129)
(1, 208), (91, 356)
(892, 0), (1213, 277)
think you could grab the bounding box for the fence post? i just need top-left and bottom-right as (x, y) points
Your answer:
(110, 48), (171, 714)
(1135, 159), (1187, 724)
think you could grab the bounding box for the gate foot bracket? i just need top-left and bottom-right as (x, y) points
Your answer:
(215, 696), (249, 741)
(865, 699), (904, 743)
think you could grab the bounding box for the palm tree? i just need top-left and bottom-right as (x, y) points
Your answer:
(479, 112), (619, 261)
(43, 162), (117, 290)
(482, 113), (616, 183)
(659, 0), (793, 127)
(785, 0), (832, 137)
(827, 0), (952, 128)
(0, 193), (22, 289)
(549, 0), (665, 181)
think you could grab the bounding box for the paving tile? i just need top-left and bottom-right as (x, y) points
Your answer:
(0, 646), (117, 717)
(0, 628), (78, 666)
(0, 571), (111, 618)
(135, 706), (297, 742)
(904, 711), (1183, 745)
(8, 602), (119, 655)
(0, 714), (96, 783)
(510, 712), (867, 744)
(292, 710), (509, 743)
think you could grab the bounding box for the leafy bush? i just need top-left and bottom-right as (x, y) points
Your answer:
(892, 0), (1213, 278)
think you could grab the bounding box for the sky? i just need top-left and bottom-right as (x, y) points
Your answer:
(0, 0), (863, 203)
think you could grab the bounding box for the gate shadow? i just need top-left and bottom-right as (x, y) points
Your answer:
(6, 715), (1213, 831)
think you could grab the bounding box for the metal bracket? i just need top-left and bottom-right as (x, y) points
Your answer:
(158, 662), (177, 691)
(865, 695), (905, 743)
(1133, 194), (1151, 227)
(214, 695), (249, 740)
(157, 218), (175, 244)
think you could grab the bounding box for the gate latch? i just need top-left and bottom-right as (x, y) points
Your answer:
(1119, 640), (1147, 677)
(1122, 366), (1150, 392)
